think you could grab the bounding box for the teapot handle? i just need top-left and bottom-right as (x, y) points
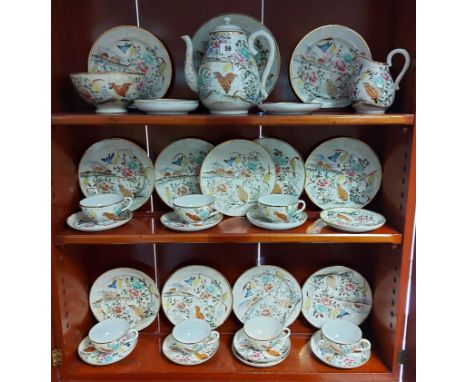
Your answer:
(386, 48), (410, 91)
(248, 30), (276, 101)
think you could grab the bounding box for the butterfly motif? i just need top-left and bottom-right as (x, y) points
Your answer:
(317, 40), (333, 53)
(172, 155), (183, 166)
(224, 156), (236, 166)
(101, 152), (115, 163)
(327, 151), (342, 163)
(107, 280), (117, 289)
(117, 41), (132, 54)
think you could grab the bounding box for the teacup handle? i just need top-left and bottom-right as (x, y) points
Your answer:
(386, 48), (410, 90)
(121, 329), (139, 343)
(281, 327), (291, 339)
(121, 197), (133, 212)
(296, 200), (306, 214)
(353, 338), (371, 352)
(204, 331), (220, 346)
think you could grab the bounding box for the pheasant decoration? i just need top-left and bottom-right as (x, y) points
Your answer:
(236, 185), (249, 204)
(109, 82), (132, 97)
(214, 72), (237, 94)
(195, 306), (205, 320)
(185, 212), (201, 222)
(274, 212), (289, 222)
(364, 82), (379, 103)
(337, 183), (349, 201)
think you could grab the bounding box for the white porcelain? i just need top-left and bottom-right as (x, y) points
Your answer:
(163, 333), (219, 365)
(352, 101), (387, 114)
(78, 138), (155, 211)
(70, 72), (142, 113)
(182, 17), (276, 114)
(154, 138), (214, 208)
(89, 268), (160, 331)
(172, 319), (220, 354)
(243, 317), (291, 351)
(302, 265), (372, 328)
(257, 194), (306, 223)
(320, 207), (386, 232)
(172, 194), (218, 223)
(88, 25), (172, 99)
(258, 102), (321, 114)
(304, 137), (382, 209)
(232, 265), (302, 326)
(310, 330), (370, 369)
(200, 139), (275, 216)
(246, 208), (307, 231)
(290, 25), (371, 108)
(320, 319), (371, 356)
(162, 265), (232, 328)
(254, 137), (306, 196)
(133, 99), (199, 114)
(79, 193), (133, 224)
(66, 211), (133, 232)
(88, 318), (138, 353)
(160, 211), (222, 232)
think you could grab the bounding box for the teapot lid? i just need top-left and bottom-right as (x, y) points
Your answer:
(211, 17), (243, 33)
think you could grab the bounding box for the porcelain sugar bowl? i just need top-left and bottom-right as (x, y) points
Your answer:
(181, 17), (276, 114)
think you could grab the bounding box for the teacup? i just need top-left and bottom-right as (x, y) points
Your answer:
(257, 194), (306, 223)
(80, 193), (133, 224)
(319, 319), (371, 355)
(87, 318), (138, 353)
(172, 194), (218, 223)
(172, 318), (219, 353)
(243, 316), (291, 351)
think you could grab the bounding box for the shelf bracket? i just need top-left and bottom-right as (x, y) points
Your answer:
(52, 348), (62, 367)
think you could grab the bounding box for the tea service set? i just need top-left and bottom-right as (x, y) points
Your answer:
(69, 14), (410, 115)
(78, 264), (372, 369)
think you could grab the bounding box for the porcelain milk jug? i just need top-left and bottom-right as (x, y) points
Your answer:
(351, 48), (410, 112)
(181, 17), (276, 114)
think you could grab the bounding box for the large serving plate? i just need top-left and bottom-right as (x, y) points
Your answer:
(254, 137), (305, 196)
(232, 265), (302, 326)
(78, 138), (155, 211)
(200, 139), (275, 216)
(304, 137), (382, 209)
(289, 25), (371, 107)
(191, 13), (280, 100)
(161, 265), (233, 329)
(89, 268), (160, 331)
(154, 138), (214, 207)
(302, 265), (372, 328)
(88, 25), (172, 99)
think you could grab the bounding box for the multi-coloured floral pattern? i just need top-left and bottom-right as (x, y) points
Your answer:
(162, 266), (232, 329)
(305, 137), (382, 209)
(200, 140), (275, 216)
(320, 208), (385, 232)
(88, 26), (172, 99)
(79, 139), (155, 211)
(160, 211), (222, 232)
(154, 139), (213, 207)
(163, 333), (219, 365)
(78, 333), (138, 366)
(302, 266), (372, 328)
(233, 265), (302, 326)
(90, 268), (160, 331)
(67, 211), (132, 232)
(254, 138), (305, 196)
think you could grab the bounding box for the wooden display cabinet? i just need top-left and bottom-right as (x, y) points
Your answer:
(51, 0), (416, 381)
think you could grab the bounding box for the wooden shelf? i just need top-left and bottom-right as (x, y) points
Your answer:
(61, 333), (393, 382)
(54, 211), (402, 245)
(51, 112), (415, 126)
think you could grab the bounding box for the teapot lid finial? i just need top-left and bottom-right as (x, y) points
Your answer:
(211, 16), (243, 33)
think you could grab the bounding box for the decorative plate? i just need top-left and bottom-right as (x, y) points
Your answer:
(310, 330), (370, 369)
(289, 25), (371, 107)
(304, 137), (382, 209)
(88, 25), (172, 99)
(232, 328), (290, 364)
(254, 137), (306, 196)
(154, 138), (214, 207)
(302, 266), (372, 328)
(232, 265), (302, 326)
(162, 333), (219, 366)
(78, 138), (155, 211)
(133, 99), (199, 114)
(258, 102), (322, 115)
(66, 211), (133, 232)
(77, 332), (138, 366)
(160, 211), (222, 232)
(320, 208), (386, 232)
(246, 208), (307, 231)
(200, 139), (275, 216)
(192, 13), (280, 100)
(162, 265), (233, 329)
(89, 267), (160, 331)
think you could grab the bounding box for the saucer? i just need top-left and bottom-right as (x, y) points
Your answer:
(160, 211), (223, 232)
(77, 332), (138, 366)
(352, 102), (387, 114)
(258, 102), (321, 115)
(310, 330), (370, 369)
(246, 208), (307, 230)
(162, 333), (219, 366)
(320, 207), (386, 232)
(66, 211), (133, 232)
(232, 328), (290, 367)
(133, 99), (199, 114)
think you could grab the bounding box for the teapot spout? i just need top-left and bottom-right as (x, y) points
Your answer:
(181, 35), (198, 93)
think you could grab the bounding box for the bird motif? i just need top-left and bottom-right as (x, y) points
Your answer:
(171, 155), (184, 166)
(236, 185), (249, 204)
(224, 156), (237, 166)
(337, 183), (349, 201)
(117, 40), (132, 54)
(195, 306), (205, 320)
(327, 151), (342, 163)
(326, 79), (338, 98)
(129, 304), (145, 319)
(317, 40), (333, 53)
(101, 152), (115, 164)
(186, 212), (201, 222)
(274, 212), (289, 222)
(336, 213), (352, 222)
(119, 184), (132, 197)
(91, 79), (105, 93)
(265, 348), (281, 357)
(272, 183), (282, 194)
(107, 280), (117, 289)
(262, 172), (272, 185)
(194, 352), (209, 360)
(103, 212), (120, 221)
(325, 275), (337, 290)
(109, 82), (132, 97)
(364, 82), (379, 102)
(184, 276), (196, 285)
(214, 72), (237, 94)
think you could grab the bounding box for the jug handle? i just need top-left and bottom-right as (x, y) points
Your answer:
(386, 48), (411, 90)
(248, 30), (276, 101)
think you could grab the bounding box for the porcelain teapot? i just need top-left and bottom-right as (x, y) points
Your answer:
(351, 48), (410, 112)
(181, 17), (276, 114)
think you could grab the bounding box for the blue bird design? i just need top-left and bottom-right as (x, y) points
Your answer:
(184, 276), (196, 285)
(317, 40), (333, 53)
(327, 151), (341, 163)
(244, 288), (253, 298)
(224, 157), (236, 166)
(107, 280), (117, 289)
(335, 310), (350, 319)
(131, 280), (144, 289)
(117, 41), (132, 54)
(172, 155), (183, 166)
(101, 152), (115, 163)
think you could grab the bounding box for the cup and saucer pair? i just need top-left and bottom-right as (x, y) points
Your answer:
(160, 195), (223, 232)
(247, 195), (307, 230)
